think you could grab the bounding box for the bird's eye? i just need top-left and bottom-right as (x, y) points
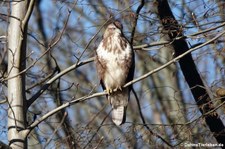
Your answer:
(109, 27), (116, 30)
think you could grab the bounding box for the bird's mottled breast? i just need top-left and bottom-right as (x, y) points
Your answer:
(96, 36), (132, 88)
(96, 37), (132, 65)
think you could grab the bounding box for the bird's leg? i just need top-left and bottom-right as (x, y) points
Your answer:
(105, 86), (123, 94)
(115, 86), (123, 92)
(105, 88), (113, 95)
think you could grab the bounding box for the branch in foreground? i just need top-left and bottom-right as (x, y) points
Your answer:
(27, 28), (222, 108)
(132, 88), (174, 147)
(27, 57), (94, 107)
(157, 0), (225, 144)
(24, 29), (225, 136)
(26, 3), (141, 107)
(124, 30), (225, 88)
(43, 112), (68, 148)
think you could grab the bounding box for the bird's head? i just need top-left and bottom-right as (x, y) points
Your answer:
(103, 21), (123, 38)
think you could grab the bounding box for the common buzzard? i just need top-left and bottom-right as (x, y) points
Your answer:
(95, 21), (135, 125)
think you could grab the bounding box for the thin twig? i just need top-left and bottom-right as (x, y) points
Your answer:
(6, 96), (18, 131)
(43, 112), (68, 148)
(83, 111), (110, 149)
(0, 99), (7, 104)
(22, 0), (35, 31)
(130, 0), (145, 45)
(4, 2), (71, 81)
(93, 136), (104, 149)
(124, 30), (225, 88)
(74, 1), (140, 66)
(26, 67), (58, 91)
(132, 88), (173, 147)
(24, 30), (225, 136)
(27, 57), (94, 107)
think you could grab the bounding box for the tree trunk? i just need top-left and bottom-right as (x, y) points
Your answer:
(156, 0), (225, 144)
(7, 1), (29, 148)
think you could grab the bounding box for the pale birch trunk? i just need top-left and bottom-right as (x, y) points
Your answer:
(7, 1), (28, 148)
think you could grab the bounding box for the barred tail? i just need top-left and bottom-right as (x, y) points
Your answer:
(108, 89), (129, 125)
(112, 106), (126, 125)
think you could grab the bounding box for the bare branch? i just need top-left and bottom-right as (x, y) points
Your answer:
(21, 0), (35, 31)
(27, 57), (94, 107)
(130, 0), (145, 45)
(124, 30), (225, 88)
(3, 4), (71, 81)
(43, 112), (68, 148)
(131, 88), (174, 147)
(25, 29), (225, 136)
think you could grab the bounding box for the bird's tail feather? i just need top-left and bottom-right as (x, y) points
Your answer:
(108, 89), (129, 125)
(112, 106), (126, 125)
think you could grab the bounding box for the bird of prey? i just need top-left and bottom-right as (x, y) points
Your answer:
(95, 21), (135, 125)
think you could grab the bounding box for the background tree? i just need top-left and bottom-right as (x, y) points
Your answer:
(0, 0), (225, 148)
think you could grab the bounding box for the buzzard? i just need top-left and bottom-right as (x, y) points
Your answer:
(95, 21), (135, 125)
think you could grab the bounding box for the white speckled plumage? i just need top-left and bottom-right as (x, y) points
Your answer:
(95, 21), (134, 125)
(96, 37), (132, 90)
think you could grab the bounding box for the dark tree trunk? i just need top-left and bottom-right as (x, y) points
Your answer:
(157, 0), (225, 144)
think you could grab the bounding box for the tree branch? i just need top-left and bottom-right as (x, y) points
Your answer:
(125, 30), (225, 88)
(43, 112), (68, 148)
(130, 0), (145, 45)
(157, 0), (225, 144)
(27, 57), (94, 107)
(131, 88), (174, 147)
(24, 29), (225, 136)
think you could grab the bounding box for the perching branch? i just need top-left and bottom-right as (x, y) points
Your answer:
(27, 23), (225, 108)
(24, 29), (225, 136)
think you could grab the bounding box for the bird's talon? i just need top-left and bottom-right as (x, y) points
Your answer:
(105, 88), (113, 94)
(115, 86), (122, 92)
(118, 86), (122, 91)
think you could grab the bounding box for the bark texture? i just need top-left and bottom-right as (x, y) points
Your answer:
(7, 1), (29, 148)
(157, 0), (225, 144)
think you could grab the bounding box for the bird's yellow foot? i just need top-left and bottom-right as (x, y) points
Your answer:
(105, 88), (113, 95)
(115, 86), (123, 92)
